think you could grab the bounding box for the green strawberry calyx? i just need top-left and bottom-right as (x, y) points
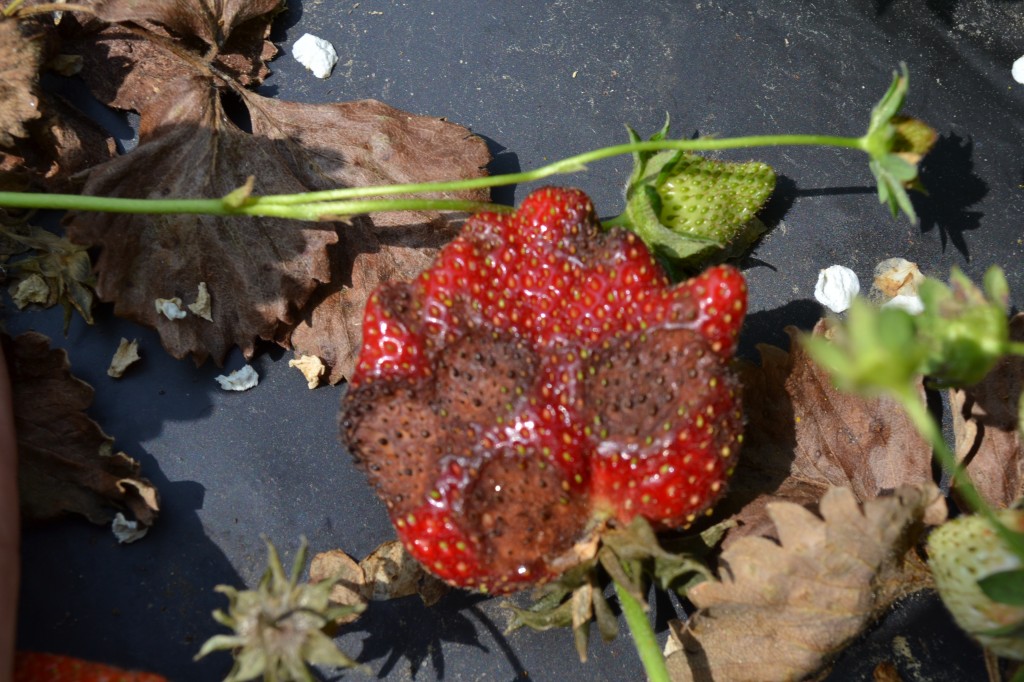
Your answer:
(607, 118), (777, 277)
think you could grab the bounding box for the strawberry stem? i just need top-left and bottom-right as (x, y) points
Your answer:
(0, 192), (504, 220)
(0, 134), (868, 220)
(614, 579), (670, 682)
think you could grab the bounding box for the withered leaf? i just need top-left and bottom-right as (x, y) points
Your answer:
(360, 540), (449, 606)
(106, 337), (140, 378)
(949, 313), (1024, 510)
(69, 0), (281, 112)
(0, 18), (45, 148)
(65, 75), (339, 364)
(724, 322), (933, 544)
(244, 93), (491, 383)
(89, 0), (284, 48)
(67, 78), (488, 366)
(311, 541), (448, 613)
(309, 549), (369, 625)
(666, 485), (946, 682)
(1, 91), (117, 194)
(63, 2), (490, 370)
(0, 15), (115, 193)
(2, 224), (97, 331)
(8, 331), (159, 528)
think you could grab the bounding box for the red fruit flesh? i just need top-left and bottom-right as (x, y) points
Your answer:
(14, 652), (169, 682)
(342, 187), (746, 593)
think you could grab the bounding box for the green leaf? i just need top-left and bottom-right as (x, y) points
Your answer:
(978, 568), (1024, 606)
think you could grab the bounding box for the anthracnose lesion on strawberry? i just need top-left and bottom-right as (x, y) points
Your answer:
(341, 187), (746, 592)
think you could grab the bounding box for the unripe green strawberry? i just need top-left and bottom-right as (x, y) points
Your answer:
(654, 153), (775, 243)
(616, 120), (775, 271)
(928, 510), (1024, 660)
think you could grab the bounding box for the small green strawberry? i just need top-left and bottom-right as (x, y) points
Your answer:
(928, 509), (1024, 661)
(612, 119), (776, 273)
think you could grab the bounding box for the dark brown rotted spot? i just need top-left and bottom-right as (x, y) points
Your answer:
(583, 327), (727, 448)
(341, 381), (470, 518)
(432, 330), (539, 428)
(463, 448), (590, 582)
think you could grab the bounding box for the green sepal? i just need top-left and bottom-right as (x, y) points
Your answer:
(863, 64), (937, 223)
(978, 567), (1024, 607)
(502, 516), (723, 662)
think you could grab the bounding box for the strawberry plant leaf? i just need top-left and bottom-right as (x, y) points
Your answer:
(0, 16), (114, 193)
(64, 76), (341, 365)
(68, 0), (282, 112)
(65, 71), (488, 369)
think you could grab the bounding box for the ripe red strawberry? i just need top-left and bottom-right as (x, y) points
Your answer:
(14, 652), (168, 682)
(342, 187), (746, 594)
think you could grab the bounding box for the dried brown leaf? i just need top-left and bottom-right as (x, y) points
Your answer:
(244, 94), (491, 382)
(949, 313), (1024, 510)
(360, 540), (449, 606)
(3, 224), (97, 331)
(286, 212), (469, 384)
(67, 80), (488, 366)
(0, 18), (45, 148)
(312, 541), (449, 612)
(724, 322), (933, 544)
(8, 331), (159, 528)
(90, 0), (283, 48)
(309, 549), (369, 625)
(64, 76), (338, 364)
(106, 337), (140, 378)
(60, 0), (489, 370)
(68, 0), (281, 111)
(1, 92), (117, 193)
(666, 484), (946, 682)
